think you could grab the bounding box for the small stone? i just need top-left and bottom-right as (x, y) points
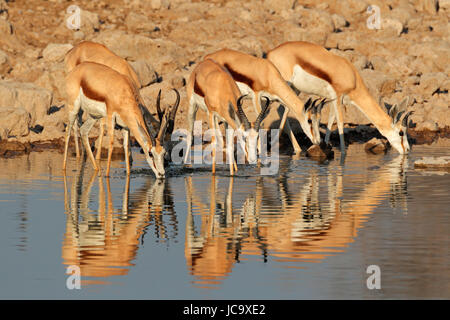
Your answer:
(364, 137), (389, 154)
(306, 143), (334, 160)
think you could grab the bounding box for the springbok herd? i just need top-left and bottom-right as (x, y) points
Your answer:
(62, 40), (413, 178)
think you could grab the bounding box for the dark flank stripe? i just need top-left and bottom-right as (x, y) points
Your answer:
(295, 56), (332, 84)
(193, 79), (205, 97)
(80, 78), (106, 102)
(224, 63), (256, 90)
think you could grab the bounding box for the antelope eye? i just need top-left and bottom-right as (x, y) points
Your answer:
(308, 119), (312, 124)
(399, 131), (404, 137)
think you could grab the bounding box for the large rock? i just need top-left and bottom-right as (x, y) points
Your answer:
(34, 63), (67, 102)
(0, 49), (12, 75)
(150, 0), (170, 10)
(125, 12), (156, 32)
(0, 107), (31, 139)
(418, 72), (449, 95)
(0, 18), (12, 35)
(0, 0), (9, 20)
(294, 7), (334, 32)
(408, 42), (448, 73)
(0, 81), (53, 127)
(440, 0), (450, 10)
(414, 0), (438, 14)
(129, 60), (158, 87)
(42, 43), (73, 62)
(360, 69), (397, 98)
(336, 0), (369, 18)
(331, 13), (348, 30)
(92, 31), (185, 72)
(325, 31), (360, 50)
(264, 0), (295, 13)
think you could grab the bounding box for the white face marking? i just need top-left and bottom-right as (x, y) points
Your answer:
(291, 65), (336, 99)
(79, 88), (107, 118)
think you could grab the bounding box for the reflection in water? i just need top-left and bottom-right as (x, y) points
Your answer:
(2, 141), (449, 298)
(61, 152), (409, 288)
(62, 160), (176, 285)
(184, 156), (409, 289)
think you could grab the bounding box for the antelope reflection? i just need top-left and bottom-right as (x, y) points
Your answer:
(62, 161), (176, 285)
(184, 155), (408, 288)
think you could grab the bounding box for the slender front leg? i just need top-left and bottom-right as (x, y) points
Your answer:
(63, 108), (78, 172)
(325, 107), (335, 145)
(333, 95), (346, 154)
(73, 118), (81, 158)
(209, 113), (216, 175)
(79, 116), (99, 171)
(225, 126), (235, 176)
(184, 104), (198, 164)
(278, 106), (301, 153)
(123, 129), (131, 176)
(95, 118), (105, 160)
(105, 115), (115, 177)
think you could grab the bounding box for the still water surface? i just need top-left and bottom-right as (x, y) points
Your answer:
(0, 140), (449, 299)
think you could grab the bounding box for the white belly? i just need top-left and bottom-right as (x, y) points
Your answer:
(291, 64), (337, 99)
(191, 92), (209, 114)
(236, 81), (255, 98)
(79, 88), (107, 119)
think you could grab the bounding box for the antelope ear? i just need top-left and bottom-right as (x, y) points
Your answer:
(388, 103), (398, 120)
(398, 96), (409, 111)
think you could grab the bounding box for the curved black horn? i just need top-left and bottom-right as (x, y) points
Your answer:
(255, 97), (271, 131)
(308, 98), (320, 112)
(395, 110), (405, 124)
(316, 98), (328, 113)
(303, 98), (313, 113)
(157, 110), (169, 143)
(156, 89), (163, 122)
(402, 110), (414, 127)
(167, 88), (180, 134)
(138, 103), (158, 146)
(236, 94), (251, 131)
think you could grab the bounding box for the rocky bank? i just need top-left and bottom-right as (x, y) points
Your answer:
(0, 0), (448, 157)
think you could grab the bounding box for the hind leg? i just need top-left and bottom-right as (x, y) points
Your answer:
(184, 103), (198, 164)
(278, 106), (302, 153)
(80, 116), (99, 171)
(63, 107), (79, 172)
(95, 118), (105, 160)
(123, 128), (131, 176)
(105, 115), (116, 177)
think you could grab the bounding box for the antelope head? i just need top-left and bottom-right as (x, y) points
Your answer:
(236, 95), (271, 164)
(301, 98), (322, 145)
(304, 97), (329, 145)
(141, 88), (180, 178)
(382, 97), (413, 154)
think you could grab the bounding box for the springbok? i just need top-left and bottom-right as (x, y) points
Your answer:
(204, 48), (318, 153)
(63, 61), (179, 178)
(265, 41), (413, 154)
(186, 58), (271, 175)
(64, 41), (144, 160)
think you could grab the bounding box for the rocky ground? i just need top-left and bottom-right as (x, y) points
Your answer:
(0, 0), (448, 157)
